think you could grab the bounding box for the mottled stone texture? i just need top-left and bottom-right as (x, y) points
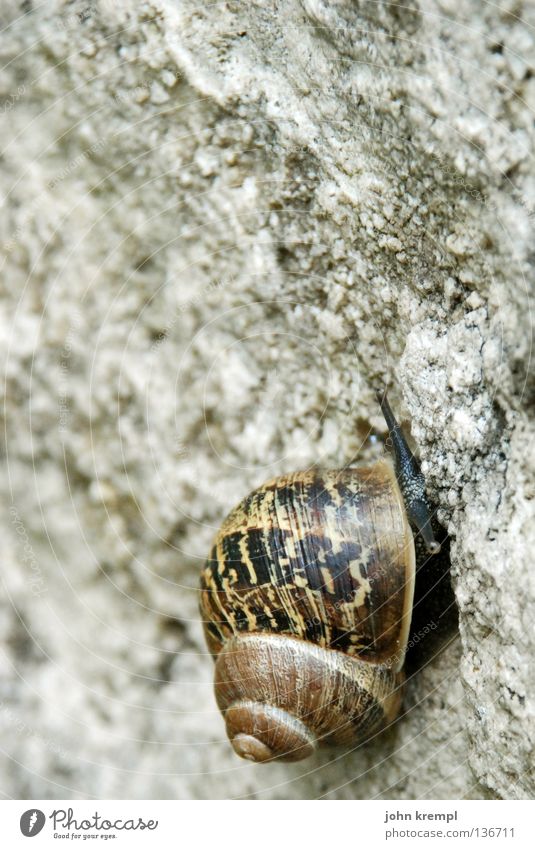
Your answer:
(0, 0), (533, 799)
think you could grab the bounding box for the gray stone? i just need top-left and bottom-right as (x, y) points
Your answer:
(0, 0), (533, 799)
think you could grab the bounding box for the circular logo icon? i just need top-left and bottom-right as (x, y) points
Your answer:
(20, 810), (46, 837)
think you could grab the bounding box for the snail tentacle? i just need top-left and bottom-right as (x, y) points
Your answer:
(377, 389), (441, 555)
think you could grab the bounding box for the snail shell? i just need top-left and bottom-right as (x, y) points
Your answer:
(200, 460), (415, 761)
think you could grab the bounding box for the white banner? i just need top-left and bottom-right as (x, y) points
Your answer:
(1, 799), (533, 848)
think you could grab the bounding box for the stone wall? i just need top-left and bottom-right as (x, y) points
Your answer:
(1, 0), (534, 799)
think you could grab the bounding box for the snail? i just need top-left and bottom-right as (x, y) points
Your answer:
(199, 391), (457, 763)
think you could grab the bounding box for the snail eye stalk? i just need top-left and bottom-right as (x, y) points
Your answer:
(376, 389), (441, 556)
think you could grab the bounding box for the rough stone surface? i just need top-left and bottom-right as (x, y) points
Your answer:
(1, 0), (534, 799)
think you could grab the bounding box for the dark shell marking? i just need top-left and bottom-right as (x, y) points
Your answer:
(200, 460), (415, 667)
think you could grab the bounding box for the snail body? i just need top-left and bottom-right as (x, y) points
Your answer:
(199, 393), (456, 762)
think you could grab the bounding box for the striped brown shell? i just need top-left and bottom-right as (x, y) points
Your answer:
(200, 460), (415, 669)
